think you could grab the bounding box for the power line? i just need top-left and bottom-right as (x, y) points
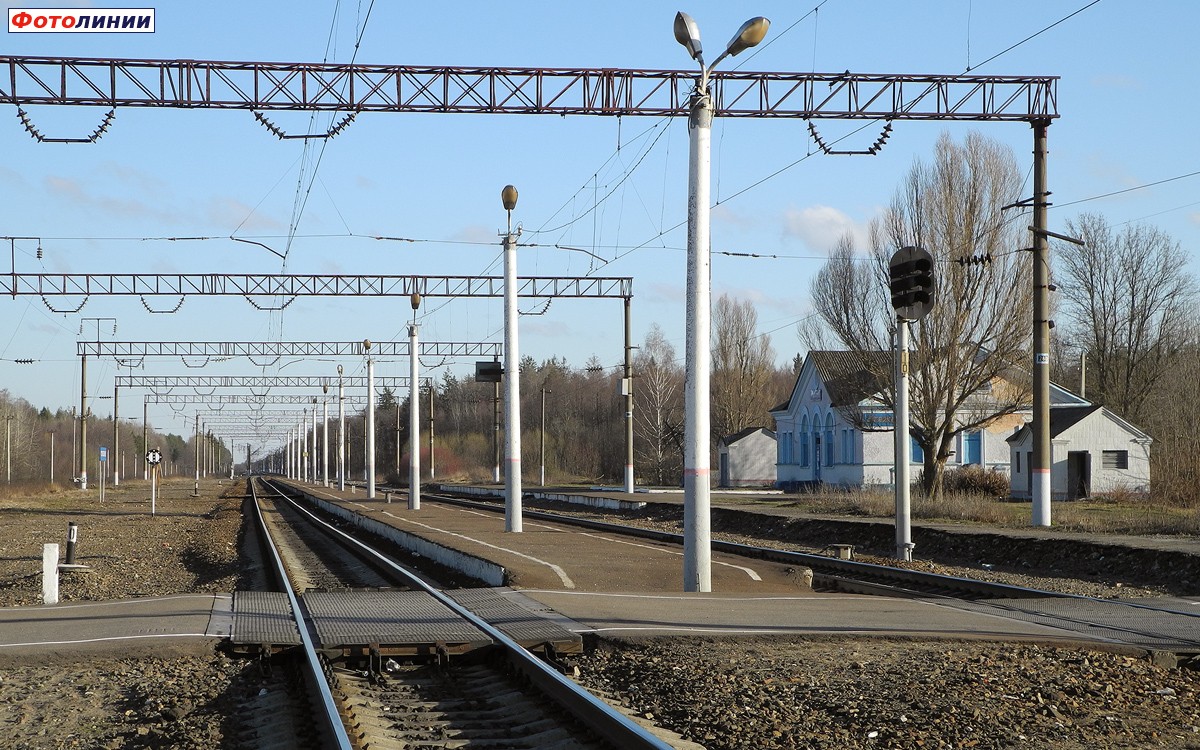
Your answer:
(966, 0), (1102, 72)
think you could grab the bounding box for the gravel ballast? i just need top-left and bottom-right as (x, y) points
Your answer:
(1, 480), (1199, 749)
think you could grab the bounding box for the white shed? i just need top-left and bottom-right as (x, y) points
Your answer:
(717, 427), (777, 488)
(1006, 405), (1152, 500)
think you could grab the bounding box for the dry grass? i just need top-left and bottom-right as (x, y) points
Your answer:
(765, 487), (1200, 536)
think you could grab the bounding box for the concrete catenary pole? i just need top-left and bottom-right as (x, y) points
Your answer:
(501, 184), (522, 532)
(1032, 120), (1052, 527)
(79, 354), (88, 490)
(624, 296), (635, 494)
(192, 413), (200, 496)
(142, 399), (148, 481)
(112, 379), (120, 487)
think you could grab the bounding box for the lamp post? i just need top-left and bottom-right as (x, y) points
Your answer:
(409, 291), (422, 510)
(365, 339), (376, 499)
(322, 383), (329, 487)
(501, 184), (522, 532)
(311, 397), (319, 484)
(337, 364), (345, 491)
(540, 387), (551, 487)
(674, 11), (769, 592)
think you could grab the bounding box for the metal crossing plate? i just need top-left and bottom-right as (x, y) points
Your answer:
(447, 587), (583, 650)
(300, 590), (492, 650)
(231, 591), (302, 646)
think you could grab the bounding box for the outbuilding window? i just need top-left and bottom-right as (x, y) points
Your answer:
(1102, 450), (1129, 470)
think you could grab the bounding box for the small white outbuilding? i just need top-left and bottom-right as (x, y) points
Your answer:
(717, 427), (777, 488)
(1006, 405), (1152, 500)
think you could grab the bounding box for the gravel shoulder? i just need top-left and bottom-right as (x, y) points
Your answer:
(2, 481), (1199, 749)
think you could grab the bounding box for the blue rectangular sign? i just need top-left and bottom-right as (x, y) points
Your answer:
(99, 446), (108, 462)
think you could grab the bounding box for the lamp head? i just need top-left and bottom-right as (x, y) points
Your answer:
(362, 339), (371, 351)
(673, 11), (703, 64)
(724, 16), (770, 58)
(410, 292), (421, 311)
(337, 364), (343, 375)
(501, 184), (518, 211)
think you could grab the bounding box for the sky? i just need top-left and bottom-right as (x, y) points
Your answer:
(1, 0), (1197, 451)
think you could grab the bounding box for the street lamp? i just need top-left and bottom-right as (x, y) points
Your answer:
(674, 11), (769, 593)
(501, 184), (523, 532)
(337, 364), (345, 491)
(409, 290), (422, 510)
(364, 339), (376, 499)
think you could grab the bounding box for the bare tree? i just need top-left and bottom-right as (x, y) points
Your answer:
(711, 294), (777, 443)
(804, 130), (1033, 498)
(634, 324), (684, 485)
(1055, 214), (1194, 424)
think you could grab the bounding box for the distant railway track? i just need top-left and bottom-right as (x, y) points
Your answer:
(249, 478), (673, 750)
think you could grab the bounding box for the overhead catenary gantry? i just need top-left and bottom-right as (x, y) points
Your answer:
(0, 56), (1056, 121)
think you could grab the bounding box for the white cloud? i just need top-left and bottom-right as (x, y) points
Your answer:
(782, 205), (866, 252)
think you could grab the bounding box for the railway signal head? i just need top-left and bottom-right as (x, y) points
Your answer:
(889, 245), (935, 321)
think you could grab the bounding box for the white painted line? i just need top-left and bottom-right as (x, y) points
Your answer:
(521, 590), (854, 602)
(0, 593), (228, 612)
(0, 633), (214, 648)
(380, 511), (575, 589)
(572, 530), (763, 581)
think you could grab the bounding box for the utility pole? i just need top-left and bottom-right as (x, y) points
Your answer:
(337, 364), (345, 491)
(501, 184), (522, 532)
(79, 354), (87, 490)
(113, 377), (120, 487)
(5, 413), (12, 483)
(428, 383), (435, 481)
(624, 296), (634, 494)
(540, 387), (551, 487)
(366, 340), (376, 499)
(408, 294), (421, 510)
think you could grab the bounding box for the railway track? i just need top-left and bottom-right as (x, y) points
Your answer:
(249, 478), (674, 750)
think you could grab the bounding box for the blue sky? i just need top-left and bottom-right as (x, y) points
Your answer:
(2, 1), (1197, 448)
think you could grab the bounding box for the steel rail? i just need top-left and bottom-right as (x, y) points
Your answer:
(266, 478), (673, 750)
(248, 480), (354, 750)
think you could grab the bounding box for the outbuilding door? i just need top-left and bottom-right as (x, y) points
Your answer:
(1067, 451), (1090, 500)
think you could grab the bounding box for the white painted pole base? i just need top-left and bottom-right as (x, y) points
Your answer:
(42, 543), (59, 604)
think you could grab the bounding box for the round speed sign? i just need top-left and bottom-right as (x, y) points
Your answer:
(146, 448), (162, 465)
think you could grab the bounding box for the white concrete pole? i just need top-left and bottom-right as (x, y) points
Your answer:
(367, 354), (376, 499)
(682, 88), (713, 591)
(893, 320), (913, 561)
(311, 404), (318, 484)
(300, 414), (307, 483)
(322, 397), (329, 487)
(408, 324), (421, 510)
(193, 413), (200, 496)
(338, 369), (346, 491)
(503, 205), (523, 532)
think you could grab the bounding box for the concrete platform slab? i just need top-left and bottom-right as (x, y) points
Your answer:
(0, 594), (230, 658)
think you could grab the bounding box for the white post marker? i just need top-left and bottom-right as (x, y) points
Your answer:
(42, 543), (59, 604)
(147, 448), (162, 515)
